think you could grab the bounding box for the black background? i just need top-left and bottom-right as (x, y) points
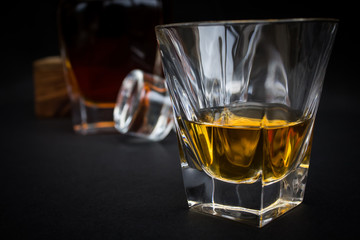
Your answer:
(1, 1), (359, 239)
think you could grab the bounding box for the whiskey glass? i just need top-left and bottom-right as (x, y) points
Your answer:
(58, 0), (163, 134)
(155, 19), (338, 227)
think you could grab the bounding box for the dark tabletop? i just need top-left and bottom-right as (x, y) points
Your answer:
(1, 1), (359, 239)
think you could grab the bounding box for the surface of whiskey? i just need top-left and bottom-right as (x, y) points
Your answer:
(180, 104), (312, 184)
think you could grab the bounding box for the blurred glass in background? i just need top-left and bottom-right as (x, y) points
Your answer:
(58, 0), (163, 134)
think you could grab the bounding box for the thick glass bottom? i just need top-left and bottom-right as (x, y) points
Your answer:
(70, 97), (117, 135)
(182, 164), (308, 228)
(189, 199), (301, 228)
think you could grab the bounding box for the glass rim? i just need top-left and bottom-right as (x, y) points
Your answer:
(155, 18), (339, 30)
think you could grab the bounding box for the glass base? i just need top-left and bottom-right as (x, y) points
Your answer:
(70, 97), (117, 135)
(189, 199), (301, 228)
(182, 164), (309, 228)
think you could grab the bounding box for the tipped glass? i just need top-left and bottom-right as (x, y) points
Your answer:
(114, 69), (173, 141)
(155, 19), (338, 227)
